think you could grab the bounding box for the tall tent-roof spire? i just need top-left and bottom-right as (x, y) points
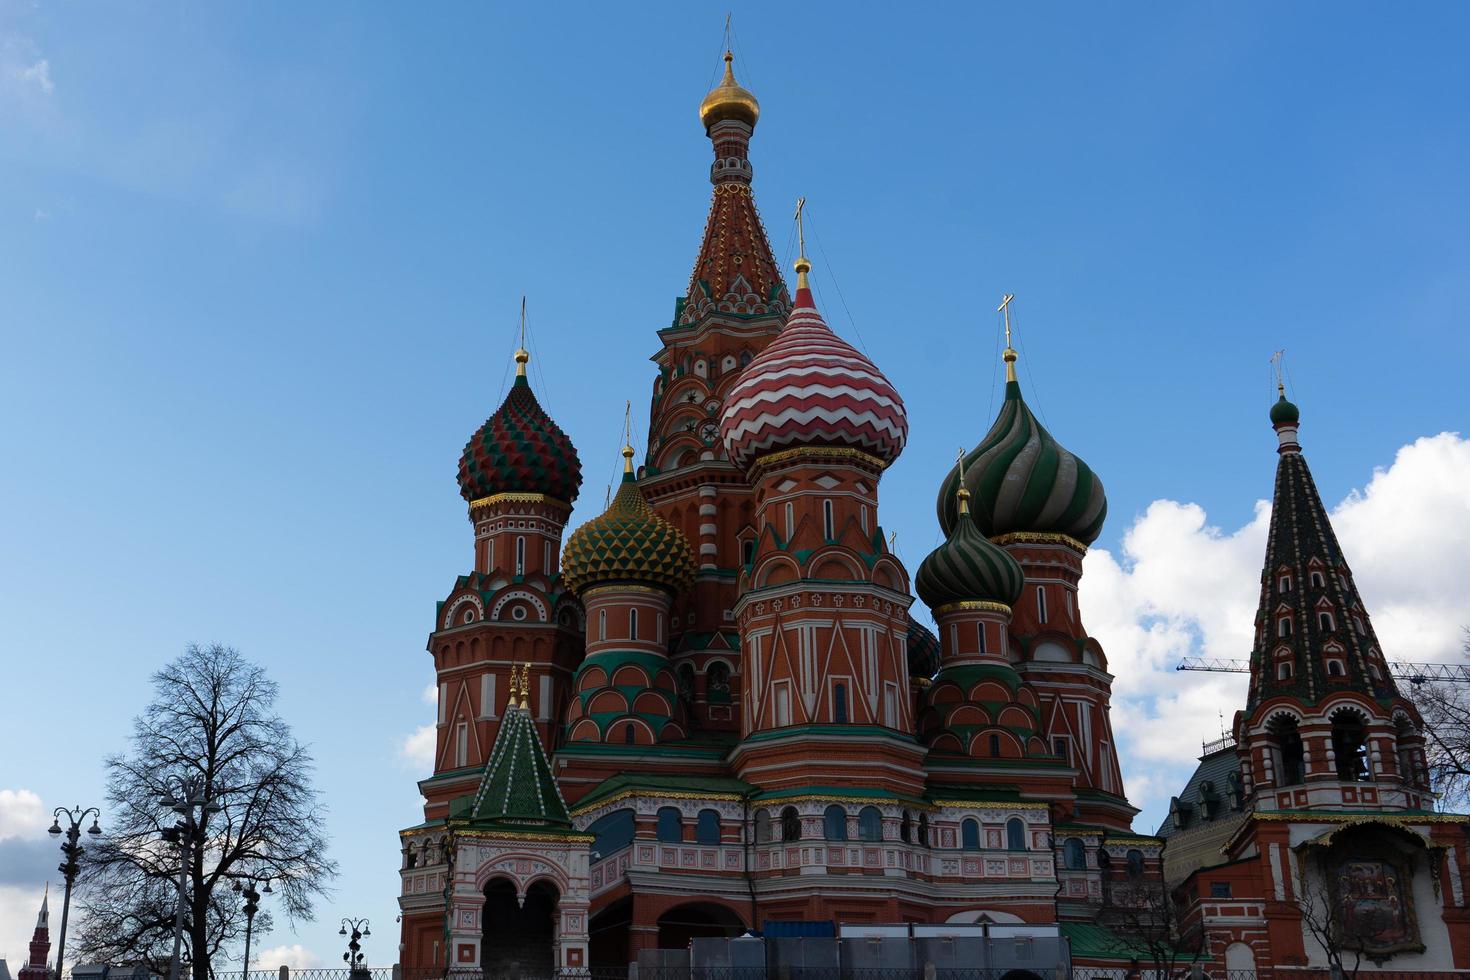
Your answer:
(677, 46), (788, 327)
(1246, 387), (1398, 710)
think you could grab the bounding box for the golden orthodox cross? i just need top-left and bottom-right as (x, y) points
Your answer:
(794, 196), (807, 257)
(998, 293), (1016, 347)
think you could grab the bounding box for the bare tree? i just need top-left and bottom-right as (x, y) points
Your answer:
(1407, 628), (1470, 809)
(1101, 874), (1203, 980)
(74, 644), (336, 980)
(1298, 870), (1369, 980)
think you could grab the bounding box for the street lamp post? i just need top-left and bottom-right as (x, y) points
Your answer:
(47, 805), (102, 980)
(231, 877), (271, 980)
(339, 918), (371, 976)
(159, 775), (220, 980)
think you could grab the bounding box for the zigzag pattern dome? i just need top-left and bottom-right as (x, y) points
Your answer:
(937, 378), (1107, 546)
(458, 368), (581, 506)
(562, 462), (696, 595)
(720, 286), (907, 470)
(916, 499), (1026, 609)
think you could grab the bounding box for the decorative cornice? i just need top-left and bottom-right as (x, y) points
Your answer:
(991, 531), (1088, 554)
(932, 600), (1013, 617)
(749, 445), (887, 476)
(445, 823), (595, 843)
(582, 583), (670, 599)
(1252, 810), (1467, 825)
(469, 492), (571, 514)
(569, 789), (745, 818)
(930, 799), (1050, 811)
(1103, 836), (1163, 846)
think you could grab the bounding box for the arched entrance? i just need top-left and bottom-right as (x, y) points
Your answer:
(656, 901), (745, 950)
(588, 897), (632, 971)
(482, 877), (559, 976)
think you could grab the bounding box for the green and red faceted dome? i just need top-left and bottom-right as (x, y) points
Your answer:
(458, 352), (582, 507)
(561, 449), (697, 596)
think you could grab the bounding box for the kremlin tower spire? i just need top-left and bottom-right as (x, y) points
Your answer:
(1236, 384), (1431, 810)
(18, 887), (51, 980)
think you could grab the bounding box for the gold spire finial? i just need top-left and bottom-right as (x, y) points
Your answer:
(793, 196), (811, 289)
(998, 293), (1018, 382)
(621, 401), (635, 474)
(507, 665), (521, 710)
(515, 296), (529, 377)
(519, 662), (531, 710)
(955, 448), (971, 516)
(1271, 348), (1286, 396)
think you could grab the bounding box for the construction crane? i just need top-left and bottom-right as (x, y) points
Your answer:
(1176, 657), (1470, 685)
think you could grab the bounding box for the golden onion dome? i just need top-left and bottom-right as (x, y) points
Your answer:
(699, 51), (759, 130)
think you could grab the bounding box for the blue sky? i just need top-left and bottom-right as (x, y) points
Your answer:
(3, 0), (1468, 968)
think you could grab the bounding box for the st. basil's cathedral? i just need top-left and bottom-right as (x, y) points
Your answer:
(396, 52), (1470, 976)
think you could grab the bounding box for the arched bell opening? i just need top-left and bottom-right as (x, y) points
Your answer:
(481, 876), (559, 977)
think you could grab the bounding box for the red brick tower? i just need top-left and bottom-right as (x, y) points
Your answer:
(640, 50), (790, 736)
(417, 343), (584, 822)
(939, 325), (1130, 832)
(18, 887), (50, 980)
(719, 250), (918, 796)
(1166, 385), (1470, 974)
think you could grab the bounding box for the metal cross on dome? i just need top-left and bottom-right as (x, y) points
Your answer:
(998, 293), (1016, 347)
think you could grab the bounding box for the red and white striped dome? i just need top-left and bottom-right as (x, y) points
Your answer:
(720, 285), (907, 471)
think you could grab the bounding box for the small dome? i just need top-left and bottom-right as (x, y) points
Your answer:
(938, 377), (1106, 546)
(721, 283), (907, 471)
(458, 356), (581, 506)
(917, 495), (1026, 609)
(1270, 390), (1300, 425)
(700, 51), (759, 130)
(905, 613), (942, 680)
(561, 451), (696, 595)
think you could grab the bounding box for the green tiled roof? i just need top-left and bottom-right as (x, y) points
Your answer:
(1061, 922), (1167, 961)
(465, 700), (570, 830)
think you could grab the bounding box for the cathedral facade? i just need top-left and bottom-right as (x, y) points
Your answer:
(395, 52), (1469, 976)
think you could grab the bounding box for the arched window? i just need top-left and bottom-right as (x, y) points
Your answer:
(754, 809), (772, 844)
(824, 805), (848, 841)
(707, 662), (732, 703)
(822, 499), (835, 539)
(1277, 661), (1293, 680)
(405, 846), (417, 869)
(598, 609), (607, 641)
(1126, 849), (1144, 877)
(515, 536), (525, 575)
(657, 612), (664, 644)
(1037, 587), (1048, 623)
(989, 733), (1002, 757)
(629, 608), (638, 640)
(1006, 817), (1026, 851)
(1310, 570), (1326, 589)
(899, 810), (912, 843)
(961, 818), (981, 851)
(858, 806), (882, 842)
(696, 809), (720, 845)
(1096, 848), (1111, 870)
(833, 683), (848, 723)
(781, 806), (801, 842)
(1328, 659), (1345, 676)
(1278, 574), (1292, 593)
(1279, 616), (1293, 637)
(1318, 611), (1334, 631)
(784, 502), (794, 539)
(656, 807), (683, 843)
(623, 723), (635, 744)
(588, 808), (635, 857)
(917, 813), (930, 848)
(741, 539), (755, 566)
(1064, 837), (1086, 870)
(977, 623), (988, 654)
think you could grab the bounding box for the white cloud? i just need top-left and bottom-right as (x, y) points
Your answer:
(0, 789), (46, 840)
(0, 884), (47, 966)
(422, 683), (438, 706)
(1082, 432), (1470, 830)
(33, 208), (50, 222)
(400, 724), (436, 770)
(17, 58), (52, 94)
(252, 944), (324, 970)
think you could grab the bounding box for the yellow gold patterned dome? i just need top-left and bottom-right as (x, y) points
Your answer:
(700, 51), (759, 130)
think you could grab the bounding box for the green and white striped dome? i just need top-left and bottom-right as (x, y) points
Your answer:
(937, 378), (1107, 546)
